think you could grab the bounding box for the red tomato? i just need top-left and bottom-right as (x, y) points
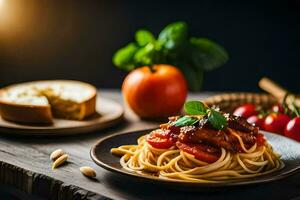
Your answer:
(122, 64), (188, 118)
(256, 133), (266, 146)
(146, 130), (175, 149)
(284, 117), (300, 142)
(272, 103), (285, 114)
(247, 115), (265, 129)
(176, 142), (220, 163)
(263, 113), (290, 134)
(233, 104), (258, 119)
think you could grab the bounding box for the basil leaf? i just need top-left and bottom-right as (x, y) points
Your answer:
(208, 109), (227, 130)
(180, 66), (203, 91)
(133, 43), (155, 66)
(158, 21), (188, 50)
(190, 37), (229, 71)
(184, 101), (207, 115)
(113, 43), (139, 71)
(135, 29), (156, 47)
(172, 116), (199, 127)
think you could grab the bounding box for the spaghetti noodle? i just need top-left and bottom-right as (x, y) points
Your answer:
(111, 112), (284, 183)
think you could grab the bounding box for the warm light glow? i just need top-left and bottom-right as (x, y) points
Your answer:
(0, 0), (5, 7)
(0, 0), (30, 38)
(0, 0), (13, 33)
(0, 0), (74, 64)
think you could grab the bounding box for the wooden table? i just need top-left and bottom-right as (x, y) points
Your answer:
(0, 90), (299, 200)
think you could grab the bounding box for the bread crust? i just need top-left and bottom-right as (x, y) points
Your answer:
(0, 80), (97, 124)
(83, 93), (97, 118)
(0, 101), (53, 124)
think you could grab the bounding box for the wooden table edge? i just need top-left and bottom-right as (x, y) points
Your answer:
(0, 160), (112, 200)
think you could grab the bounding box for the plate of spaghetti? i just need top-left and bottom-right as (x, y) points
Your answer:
(91, 101), (300, 188)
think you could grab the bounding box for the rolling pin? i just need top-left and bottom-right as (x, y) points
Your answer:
(259, 77), (300, 107)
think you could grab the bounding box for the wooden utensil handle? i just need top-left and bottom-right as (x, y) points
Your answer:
(259, 77), (300, 107)
(259, 77), (287, 100)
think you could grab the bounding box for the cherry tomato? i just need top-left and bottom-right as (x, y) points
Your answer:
(284, 117), (300, 142)
(176, 142), (220, 163)
(122, 64), (188, 118)
(146, 130), (175, 149)
(263, 113), (290, 134)
(233, 104), (258, 119)
(272, 103), (285, 114)
(247, 115), (265, 129)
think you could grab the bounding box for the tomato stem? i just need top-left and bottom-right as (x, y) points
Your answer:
(148, 65), (156, 73)
(291, 102), (300, 117)
(282, 92), (290, 114)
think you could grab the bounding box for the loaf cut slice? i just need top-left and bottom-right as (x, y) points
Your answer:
(0, 80), (97, 124)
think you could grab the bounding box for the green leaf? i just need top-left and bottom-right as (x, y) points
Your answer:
(184, 101), (207, 115)
(190, 37), (229, 71)
(178, 64), (204, 91)
(208, 109), (227, 130)
(135, 29), (155, 46)
(113, 43), (139, 71)
(158, 21), (188, 50)
(133, 43), (156, 66)
(172, 116), (199, 127)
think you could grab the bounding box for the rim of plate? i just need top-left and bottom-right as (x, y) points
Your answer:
(90, 129), (300, 187)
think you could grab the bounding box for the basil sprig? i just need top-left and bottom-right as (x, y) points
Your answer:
(172, 116), (199, 127)
(183, 101), (206, 115)
(206, 109), (227, 130)
(173, 101), (227, 130)
(113, 21), (229, 91)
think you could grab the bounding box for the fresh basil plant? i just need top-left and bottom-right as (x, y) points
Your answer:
(113, 21), (229, 91)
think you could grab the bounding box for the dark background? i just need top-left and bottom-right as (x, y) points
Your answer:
(0, 0), (298, 92)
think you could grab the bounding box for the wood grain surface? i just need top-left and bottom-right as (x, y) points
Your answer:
(0, 90), (299, 200)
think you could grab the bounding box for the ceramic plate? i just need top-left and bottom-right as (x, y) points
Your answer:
(0, 97), (124, 136)
(91, 129), (300, 189)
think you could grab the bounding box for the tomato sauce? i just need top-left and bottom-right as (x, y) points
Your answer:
(176, 142), (220, 163)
